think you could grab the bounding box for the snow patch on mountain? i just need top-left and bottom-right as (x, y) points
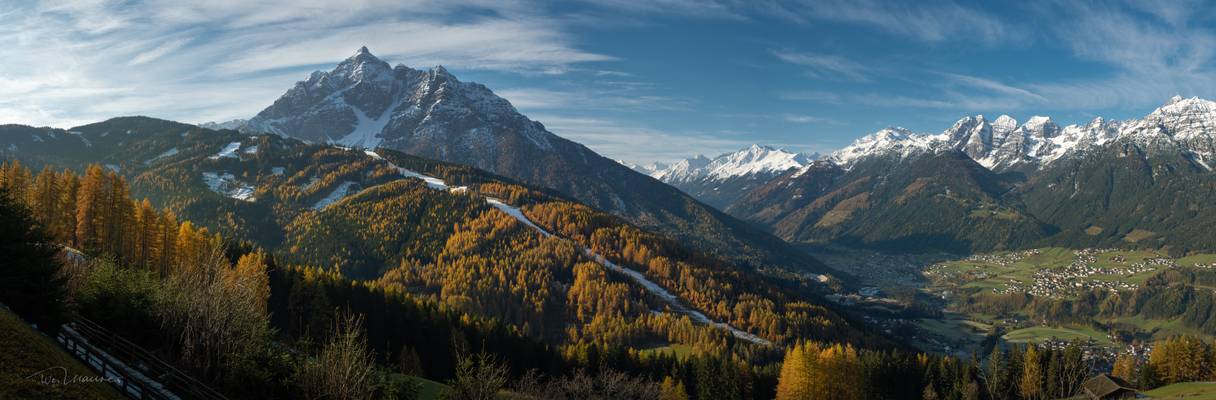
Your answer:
(334, 97), (406, 149)
(363, 149), (456, 191)
(487, 198), (552, 237)
(144, 147), (179, 165)
(579, 248), (770, 345)
(313, 181), (358, 209)
(209, 142), (242, 159)
(483, 194), (769, 345)
(202, 172), (255, 201)
(68, 130), (92, 147)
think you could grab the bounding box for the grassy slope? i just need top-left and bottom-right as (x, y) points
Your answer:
(1002, 326), (1115, 346)
(1144, 382), (1216, 399)
(918, 247), (1209, 352)
(405, 375), (450, 400)
(638, 343), (695, 360)
(930, 247), (1166, 293)
(0, 307), (126, 400)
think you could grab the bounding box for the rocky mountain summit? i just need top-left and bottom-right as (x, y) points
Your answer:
(823, 96), (1216, 173)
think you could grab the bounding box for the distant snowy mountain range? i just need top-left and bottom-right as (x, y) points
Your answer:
(623, 145), (818, 209)
(633, 144), (818, 182)
(716, 95), (1216, 253)
(815, 95), (1216, 174)
(639, 95), (1216, 209)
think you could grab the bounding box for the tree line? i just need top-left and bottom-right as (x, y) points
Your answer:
(773, 340), (1090, 400)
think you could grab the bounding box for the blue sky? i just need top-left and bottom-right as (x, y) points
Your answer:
(3, 1), (1216, 164)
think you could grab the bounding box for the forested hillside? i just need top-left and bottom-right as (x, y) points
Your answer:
(0, 117), (920, 398)
(2, 171), (1115, 399)
(0, 118), (871, 349)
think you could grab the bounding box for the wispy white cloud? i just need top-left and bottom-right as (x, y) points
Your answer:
(532, 114), (759, 164)
(1019, 0), (1216, 111)
(128, 37), (192, 66)
(785, 0), (1026, 45)
(580, 0), (1024, 46)
(497, 86), (692, 113)
(777, 1), (1216, 116)
(575, 0), (745, 20)
(211, 18), (612, 75)
(0, 1), (611, 127)
(940, 73), (1046, 102)
(771, 50), (872, 81)
(783, 114), (817, 123)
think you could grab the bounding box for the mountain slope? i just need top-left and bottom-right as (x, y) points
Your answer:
(721, 96), (1216, 253)
(1014, 99), (1216, 251)
(0, 117), (880, 351)
(730, 150), (1053, 252)
(240, 47), (829, 275)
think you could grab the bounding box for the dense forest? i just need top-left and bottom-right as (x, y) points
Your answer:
(0, 161), (770, 398)
(0, 118), (867, 352)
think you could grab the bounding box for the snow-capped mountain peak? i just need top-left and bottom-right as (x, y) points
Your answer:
(830, 112), (1113, 170)
(244, 46), (554, 152)
(992, 114), (1017, 131)
(828, 127), (939, 168)
(649, 145), (815, 183)
(1128, 95), (1216, 156)
(333, 46), (393, 85)
(818, 96), (1216, 172)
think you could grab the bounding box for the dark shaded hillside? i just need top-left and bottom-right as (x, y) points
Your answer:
(720, 99), (1216, 255)
(730, 151), (1054, 253)
(1016, 139), (1216, 253)
(727, 139), (1216, 255)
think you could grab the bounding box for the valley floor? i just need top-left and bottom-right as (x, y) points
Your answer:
(813, 245), (1216, 357)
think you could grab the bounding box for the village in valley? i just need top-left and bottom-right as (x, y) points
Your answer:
(815, 246), (1216, 368)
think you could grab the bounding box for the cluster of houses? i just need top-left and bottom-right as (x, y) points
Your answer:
(960, 248), (1042, 266)
(1003, 260), (1154, 297)
(928, 249), (1177, 299)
